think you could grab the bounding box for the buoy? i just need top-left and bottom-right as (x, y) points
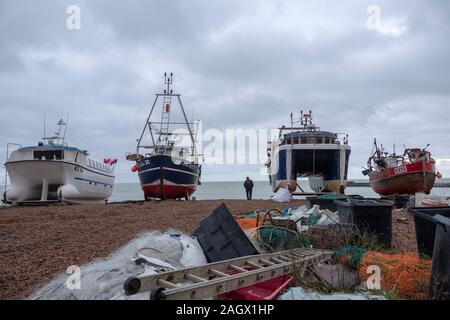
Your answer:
(437, 172), (443, 179)
(131, 165), (138, 173)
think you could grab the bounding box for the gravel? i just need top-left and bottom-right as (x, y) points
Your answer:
(0, 200), (417, 299)
(0, 200), (306, 299)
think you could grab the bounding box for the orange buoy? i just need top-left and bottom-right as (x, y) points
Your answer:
(131, 165), (138, 173)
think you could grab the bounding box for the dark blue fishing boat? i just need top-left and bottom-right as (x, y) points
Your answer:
(127, 73), (201, 200)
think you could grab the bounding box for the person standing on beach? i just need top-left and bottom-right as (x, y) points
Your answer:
(244, 177), (254, 200)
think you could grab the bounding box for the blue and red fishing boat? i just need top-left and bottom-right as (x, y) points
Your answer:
(127, 73), (201, 200)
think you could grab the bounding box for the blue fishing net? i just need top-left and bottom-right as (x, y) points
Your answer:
(256, 226), (310, 251)
(334, 245), (367, 269)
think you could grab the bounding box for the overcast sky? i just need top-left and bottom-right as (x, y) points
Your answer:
(1, 0), (450, 183)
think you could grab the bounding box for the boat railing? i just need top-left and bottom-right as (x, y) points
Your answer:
(336, 133), (350, 145)
(279, 132), (349, 146)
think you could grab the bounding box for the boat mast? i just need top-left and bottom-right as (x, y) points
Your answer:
(134, 73), (197, 159)
(158, 72), (173, 146)
(42, 118), (68, 146)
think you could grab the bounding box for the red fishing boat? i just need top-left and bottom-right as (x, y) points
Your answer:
(363, 139), (438, 196)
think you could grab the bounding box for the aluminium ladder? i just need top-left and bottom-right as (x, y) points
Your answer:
(124, 248), (332, 300)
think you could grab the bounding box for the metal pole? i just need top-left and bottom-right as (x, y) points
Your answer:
(43, 113), (46, 140)
(136, 95), (159, 156)
(177, 95), (196, 156)
(62, 113), (70, 143)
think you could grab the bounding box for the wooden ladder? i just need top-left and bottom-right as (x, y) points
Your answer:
(123, 248), (332, 300)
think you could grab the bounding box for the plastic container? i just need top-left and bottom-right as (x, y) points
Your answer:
(335, 199), (393, 247)
(219, 275), (294, 300)
(307, 195), (364, 212)
(408, 207), (450, 257)
(192, 203), (259, 263)
(429, 214), (450, 300)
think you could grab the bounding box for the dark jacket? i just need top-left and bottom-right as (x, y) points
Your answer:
(244, 179), (254, 190)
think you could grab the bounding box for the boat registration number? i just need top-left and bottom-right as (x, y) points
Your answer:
(394, 166), (407, 174)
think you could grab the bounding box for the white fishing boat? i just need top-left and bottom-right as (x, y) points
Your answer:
(266, 111), (351, 195)
(3, 118), (116, 205)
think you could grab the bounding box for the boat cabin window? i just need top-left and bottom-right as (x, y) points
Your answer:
(34, 150), (63, 160)
(282, 134), (339, 145)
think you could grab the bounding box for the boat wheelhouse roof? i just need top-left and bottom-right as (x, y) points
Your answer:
(12, 145), (90, 159)
(281, 130), (340, 145)
(283, 131), (337, 139)
(19, 145), (83, 152)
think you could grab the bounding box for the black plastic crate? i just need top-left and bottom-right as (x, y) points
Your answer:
(192, 203), (259, 263)
(335, 199), (393, 247)
(307, 195), (364, 212)
(408, 207), (450, 257)
(429, 214), (450, 300)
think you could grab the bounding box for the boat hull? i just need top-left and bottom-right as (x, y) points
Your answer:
(5, 160), (115, 204)
(269, 144), (351, 194)
(137, 155), (200, 200)
(369, 161), (436, 196)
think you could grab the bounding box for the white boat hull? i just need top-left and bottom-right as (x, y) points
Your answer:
(5, 160), (114, 204)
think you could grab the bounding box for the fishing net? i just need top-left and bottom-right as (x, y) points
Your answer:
(358, 251), (432, 300)
(30, 230), (207, 300)
(304, 214), (322, 226)
(255, 226), (310, 251)
(334, 245), (367, 270)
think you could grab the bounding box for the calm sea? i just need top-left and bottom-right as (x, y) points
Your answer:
(2, 181), (450, 203)
(109, 180), (450, 202)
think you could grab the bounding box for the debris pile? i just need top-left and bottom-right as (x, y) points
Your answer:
(236, 197), (439, 300)
(279, 287), (386, 300)
(413, 193), (450, 207)
(30, 199), (446, 301)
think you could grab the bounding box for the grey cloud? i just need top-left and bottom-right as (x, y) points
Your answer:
(1, 0), (450, 182)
